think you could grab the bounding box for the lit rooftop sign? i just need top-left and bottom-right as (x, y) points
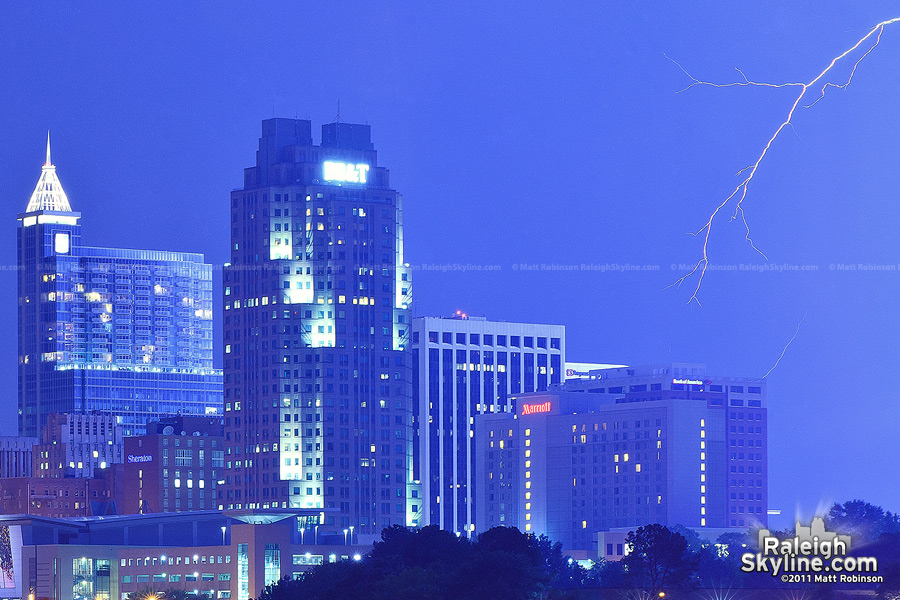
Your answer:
(127, 454), (153, 463)
(323, 161), (370, 184)
(521, 401), (552, 416)
(672, 378), (704, 385)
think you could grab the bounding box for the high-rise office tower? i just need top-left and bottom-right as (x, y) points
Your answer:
(411, 315), (565, 534)
(222, 119), (413, 539)
(17, 137), (222, 437)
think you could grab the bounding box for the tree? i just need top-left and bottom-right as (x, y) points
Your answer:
(825, 500), (900, 543)
(585, 558), (625, 589)
(622, 524), (699, 596)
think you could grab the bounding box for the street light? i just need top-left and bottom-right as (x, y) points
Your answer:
(300, 527), (305, 545)
(343, 529), (348, 545)
(349, 526), (354, 545)
(221, 526), (227, 546)
(314, 524), (319, 545)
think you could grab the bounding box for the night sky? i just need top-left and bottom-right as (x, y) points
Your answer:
(2, 2), (899, 528)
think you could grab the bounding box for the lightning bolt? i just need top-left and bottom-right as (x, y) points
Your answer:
(669, 17), (900, 305)
(763, 311), (808, 379)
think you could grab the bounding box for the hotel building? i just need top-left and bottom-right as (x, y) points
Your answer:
(475, 363), (767, 553)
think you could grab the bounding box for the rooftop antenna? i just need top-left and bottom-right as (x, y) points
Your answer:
(335, 99), (341, 123)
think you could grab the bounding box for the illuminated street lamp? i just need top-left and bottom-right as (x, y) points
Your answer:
(343, 529), (348, 545)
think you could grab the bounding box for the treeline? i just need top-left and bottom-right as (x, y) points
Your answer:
(252, 499), (900, 599)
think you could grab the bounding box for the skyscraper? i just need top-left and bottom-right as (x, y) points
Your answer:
(411, 314), (565, 534)
(17, 137), (222, 438)
(222, 119), (413, 539)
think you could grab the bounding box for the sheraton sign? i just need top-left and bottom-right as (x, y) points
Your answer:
(521, 401), (552, 416)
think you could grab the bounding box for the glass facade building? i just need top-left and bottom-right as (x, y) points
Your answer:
(222, 119), (413, 539)
(17, 139), (222, 438)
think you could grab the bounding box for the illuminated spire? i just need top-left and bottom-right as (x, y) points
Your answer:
(25, 132), (72, 213)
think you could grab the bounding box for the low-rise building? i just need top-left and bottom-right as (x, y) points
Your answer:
(0, 509), (365, 600)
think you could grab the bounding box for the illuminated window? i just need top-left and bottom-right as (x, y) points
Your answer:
(582, 520), (587, 529)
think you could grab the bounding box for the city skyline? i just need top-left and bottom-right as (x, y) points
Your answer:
(1, 2), (899, 530)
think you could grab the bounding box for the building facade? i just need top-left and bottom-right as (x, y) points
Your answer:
(121, 416), (225, 514)
(0, 475), (116, 518)
(0, 437), (36, 479)
(411, 314), (565, 534)
(475, 363), (767, 553)
(17, 138), (222, 438)
(32, 413), (124, 478)
(222, 119), (414, 540)
(0, 510), (367, 600)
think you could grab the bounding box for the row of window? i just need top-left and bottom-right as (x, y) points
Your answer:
(420, 331), (561, 349)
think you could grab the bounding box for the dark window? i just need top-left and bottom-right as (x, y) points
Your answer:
(456, 333), (466, 344)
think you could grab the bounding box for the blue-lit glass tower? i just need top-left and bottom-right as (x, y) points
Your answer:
(17, 137), (222, 437)
(222, 119), (414, 540)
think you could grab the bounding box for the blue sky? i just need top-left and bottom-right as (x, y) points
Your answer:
(2, 1), (899, 527)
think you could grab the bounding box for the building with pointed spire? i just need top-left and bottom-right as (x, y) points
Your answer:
(17, 136), (222, 438)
